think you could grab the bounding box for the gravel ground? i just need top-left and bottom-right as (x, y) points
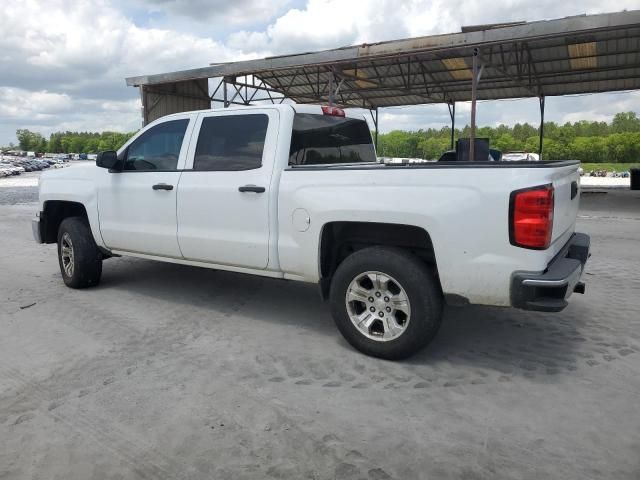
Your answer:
(0, 171), (40, 204)
(0, 189), (639, 479)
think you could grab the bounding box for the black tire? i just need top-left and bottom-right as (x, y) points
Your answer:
(329, 246), (443, 360)
(57, 217), (103, 288)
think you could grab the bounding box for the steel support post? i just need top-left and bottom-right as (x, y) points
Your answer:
(538, 95), (545, 159)
(328, 74), (334, 106)
(139, 86), (147, 127)
(374, 107), (379, 151)
(447, 101), (455, 150)
(223, 80), (228, 108)
(470, 48), (479, 161)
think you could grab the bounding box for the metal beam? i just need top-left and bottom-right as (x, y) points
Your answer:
(479, 42), (539, 96)
(142, 86), (210, 103)
(447, 101), (455, 150)
(256, 43), (640, 95)
(539, 95), (545, 158)
(139, 86), (147, 126)
(470, 48), (480, 161)
(280, 64), (640, 107)
(257, 53), (640, 101)
(370, 107), (379, 151)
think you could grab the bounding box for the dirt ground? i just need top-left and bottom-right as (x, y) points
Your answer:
(0, 187), (639, 480)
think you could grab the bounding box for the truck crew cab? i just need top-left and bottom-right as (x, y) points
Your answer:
(33, 104), (590, 359)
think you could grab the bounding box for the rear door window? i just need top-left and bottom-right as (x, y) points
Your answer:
(289, 113), (376, 165)
(193, 114), (269, 171)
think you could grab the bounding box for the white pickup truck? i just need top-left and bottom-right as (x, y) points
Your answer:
(33, 104), (590, 359)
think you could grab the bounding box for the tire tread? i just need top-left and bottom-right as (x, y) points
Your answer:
(329, 246), (442, 360)
(57, 217), (102, 288)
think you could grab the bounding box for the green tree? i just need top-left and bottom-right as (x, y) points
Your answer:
(493, 133), (519, 152)
(16, 129), (39, 151)
(611, 112), (640, 134)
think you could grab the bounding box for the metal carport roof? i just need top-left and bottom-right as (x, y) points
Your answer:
(126, 10), (640, 110)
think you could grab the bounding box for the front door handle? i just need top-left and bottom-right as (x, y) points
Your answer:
(152, 183), (174, 191)
(238, 185), (265, 193)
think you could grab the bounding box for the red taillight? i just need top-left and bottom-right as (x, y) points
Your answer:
(509, 184), (554, 249)
(321, 105), (345, 117)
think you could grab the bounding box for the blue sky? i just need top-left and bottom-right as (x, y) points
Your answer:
(1, 0), (639, 145)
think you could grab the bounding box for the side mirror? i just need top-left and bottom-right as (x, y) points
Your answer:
(96, 150), (120, 171)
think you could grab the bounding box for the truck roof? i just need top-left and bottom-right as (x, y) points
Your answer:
(155, 103), (368, 122)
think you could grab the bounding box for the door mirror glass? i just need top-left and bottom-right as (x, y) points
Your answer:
(96, 151), (119, 170)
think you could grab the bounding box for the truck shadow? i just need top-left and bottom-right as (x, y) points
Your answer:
(99, 257), (335, 334)
(411, 303), (594, 379)
(97, 257), (621, 382)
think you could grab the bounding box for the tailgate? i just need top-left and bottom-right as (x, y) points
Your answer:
(549, 163), (581, 247)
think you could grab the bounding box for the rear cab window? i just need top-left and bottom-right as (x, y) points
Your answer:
(289, 113), (376, 166)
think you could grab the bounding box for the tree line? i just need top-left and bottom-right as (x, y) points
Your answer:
(13, 129), (135, 154)
(377, 111), (640, 162)
(7, 111), (640, 163)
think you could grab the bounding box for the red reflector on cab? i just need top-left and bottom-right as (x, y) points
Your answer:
(321, 105), (345, 117)
(509, 184), (554, 249)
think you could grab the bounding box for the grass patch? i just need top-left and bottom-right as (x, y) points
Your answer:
(580, 162), (639, 172)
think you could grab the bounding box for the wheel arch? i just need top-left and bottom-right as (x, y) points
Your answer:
(41, 200), (90, 244)
(318, 221), (441, 299)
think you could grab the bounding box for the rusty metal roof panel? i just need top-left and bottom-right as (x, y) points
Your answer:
(127, 10), (640, 109)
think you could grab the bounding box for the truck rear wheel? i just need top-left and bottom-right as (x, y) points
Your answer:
(329, 246), (442, 360)
(57, 217), (103, 288)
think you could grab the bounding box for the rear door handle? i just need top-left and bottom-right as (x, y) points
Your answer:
(152, 183), (174, 191)
(238, 185), (265, 193)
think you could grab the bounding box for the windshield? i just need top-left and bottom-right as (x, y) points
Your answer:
(289, 113), (376, 165)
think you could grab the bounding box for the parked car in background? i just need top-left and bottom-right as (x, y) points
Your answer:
(0, 161), (22, 175)
(27, 161), (42, 171)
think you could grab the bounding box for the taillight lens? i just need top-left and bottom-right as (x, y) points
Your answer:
(321, 105), (345, 117)
(509, 184), (554, 249)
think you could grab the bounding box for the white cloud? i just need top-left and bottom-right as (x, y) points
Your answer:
(0, 0), (253, 143)
(0, 88), (73, 119)
(130, 0), (291, 25)
(228, 0), (640, 55)
(1, 0), (247, 84)
(228, 0), (408, 54)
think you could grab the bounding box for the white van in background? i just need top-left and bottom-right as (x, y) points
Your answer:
(503, 152), (540, 161)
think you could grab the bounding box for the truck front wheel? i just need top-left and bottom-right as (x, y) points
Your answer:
(329, 246), (443, 360)
(57, 217), (103, 288)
